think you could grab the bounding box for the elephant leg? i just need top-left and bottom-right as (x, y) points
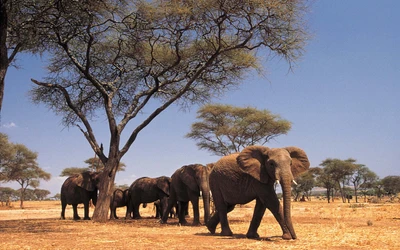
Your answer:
(178, 202), (189, 225)
(133, 203), (141, 219)
(72, 204), (80, 220)
(161, 198), (174, 223)
(83, 201), (91, 220)
(113, 208), (119, 219)
(206, 212), (219, 234)
(246, 199), (266, 239)
(61, 200), (67, 220)
(218, 204), (235, 236)
(189, 195), (201, 226)
(267, 196), (291, 240)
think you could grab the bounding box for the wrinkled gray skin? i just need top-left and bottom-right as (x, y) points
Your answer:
(161, 164), (212, 226)
(207, 146), (310, 240)
(126, 176), (171, 219)
(60, 171), (101, 220)
(109, 189), (129, 219)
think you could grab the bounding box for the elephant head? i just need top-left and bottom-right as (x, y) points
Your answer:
(76, 171), (101, 191)
(236, 145), (310, 239)
(157, 176), (171, 196)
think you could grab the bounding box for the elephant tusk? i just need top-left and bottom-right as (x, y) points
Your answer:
(275, 180), (280, 186)
(292, 180), (298, 186)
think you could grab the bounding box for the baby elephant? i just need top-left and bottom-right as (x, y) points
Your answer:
(109, 189), (129, 219)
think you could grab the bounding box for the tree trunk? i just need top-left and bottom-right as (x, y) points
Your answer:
(0, 0), (8, 113)
(92, 158), (119, 222)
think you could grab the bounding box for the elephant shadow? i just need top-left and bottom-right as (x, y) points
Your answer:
(195, 232), (283, 242)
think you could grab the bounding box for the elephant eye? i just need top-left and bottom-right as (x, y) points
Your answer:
(268, 161), (276, 168)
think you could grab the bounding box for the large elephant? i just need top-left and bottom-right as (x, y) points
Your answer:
(60, 171), (101, 220)
(126, 176), (171, 219)
(109, 188), (129, 219)
(161, 163), (212, 226)
(206, 146), (309, 240)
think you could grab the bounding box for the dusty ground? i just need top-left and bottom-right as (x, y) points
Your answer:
(0, 199), (399, 249)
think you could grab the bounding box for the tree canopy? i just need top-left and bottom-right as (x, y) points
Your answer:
(8, 0), (309, 221)
(186, 104), (291, 156)
(0, 134), (51, 208)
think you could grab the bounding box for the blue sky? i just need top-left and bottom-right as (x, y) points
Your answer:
(1, 1), (399, 195)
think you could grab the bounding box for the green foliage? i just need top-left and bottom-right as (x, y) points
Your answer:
(186, 104), (291, 156)
(293, 169), (316, 200)
(59, 167), (90, 177)
(0, 134), (51, 208)
(381, 176), (400, 195)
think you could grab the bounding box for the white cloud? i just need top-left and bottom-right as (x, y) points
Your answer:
(2, 122), (17, 129)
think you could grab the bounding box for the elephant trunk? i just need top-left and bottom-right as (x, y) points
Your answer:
(281, 173), (296, 239)
(201, 187), (210, 224)
(200, 170), (211, 224)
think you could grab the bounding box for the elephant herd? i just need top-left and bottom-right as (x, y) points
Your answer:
(60, 145), (310, 240)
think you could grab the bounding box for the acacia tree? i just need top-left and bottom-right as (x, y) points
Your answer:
(28, 0), (308, 221)
(186, 104), (291, 156)
(0, 0), (48, 112)
(349, 164), (378, 203)
(320, 158), (356, 203)
(0, 143), (51, 208)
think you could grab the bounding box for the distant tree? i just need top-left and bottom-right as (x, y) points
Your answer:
(321, 158), (356, 203)
(59, 167), (90, 177)
(293, 168), (316, 201)
(349, 165), (378, 203)
(28, 0), (309, 222)
(186, 104), (291, 156)
(314, 167), (336, 203)
(33, 188), (51, 200)
(0, 143), (51, 208)
(84, 157), (126, 172)
(115, 184), (129, 191)
(60, 158), (126, 177)
(0, 133), (13, 181)
(0, 186), (16, 206)
(52, 193), (61, 201)
(381, 176), (400, 196)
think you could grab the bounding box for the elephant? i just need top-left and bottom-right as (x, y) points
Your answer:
(109, 188), (129, 219)
(126, 176), (171, 219)
(161, 163), (213, 226)
(60, 171), (101, 220)
(206, 146), (310, 240)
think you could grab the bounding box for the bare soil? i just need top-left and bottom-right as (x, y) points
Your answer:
(1, 200), (399, 249)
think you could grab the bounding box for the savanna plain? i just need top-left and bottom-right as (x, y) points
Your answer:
(0, 199), (399, 250)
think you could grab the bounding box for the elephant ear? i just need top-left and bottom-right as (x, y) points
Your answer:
(285, 147), (310, 178)
(237, 145), (270, 184)
(157, 176), (171, 196)
(76, 171), (96, 191)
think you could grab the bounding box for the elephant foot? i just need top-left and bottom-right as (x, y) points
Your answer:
(246, 232), (260, 239)
(73, 216), (81, 220)
(220, 229), (233, 236)
(179, 220), (189, 226)
(282, 232), (295, 240)
(206, 223), (216, 234)
(192, 221), (202, 226)
(83, 217), (91, 220)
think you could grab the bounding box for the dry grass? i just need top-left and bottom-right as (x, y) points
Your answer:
(1, 200), (400, 249)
